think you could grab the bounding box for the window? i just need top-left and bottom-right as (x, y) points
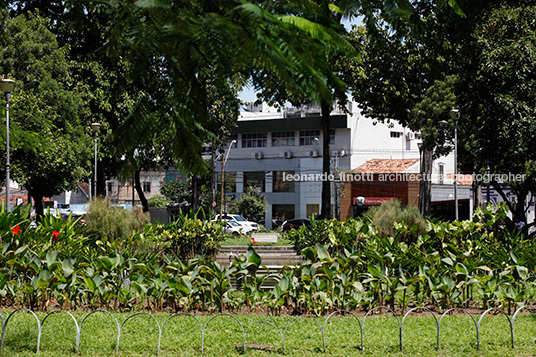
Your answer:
(272, 131), (295, 147)
(390, 131), (402, 138)
(414, 133), (421, 140)
(306, 204), (319, 218)
(244, 171), (266, 192)
(329, 129), (335, 145)
(107, 182), (113, 194)
(242, 133), (267, 148)
(217, 172), (237, 193)
(299, 130), (320, 146)
(272, 204), (295, 221)
(142, 182), (151, 193)
(273, 171), (295, 192)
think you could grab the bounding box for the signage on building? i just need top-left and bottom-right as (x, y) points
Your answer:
(352, 196), (393, 206)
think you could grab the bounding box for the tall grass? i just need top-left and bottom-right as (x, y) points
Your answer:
(84, 198), (149, 240)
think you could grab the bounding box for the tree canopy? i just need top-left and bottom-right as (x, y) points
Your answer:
(0, 10), (93, 215)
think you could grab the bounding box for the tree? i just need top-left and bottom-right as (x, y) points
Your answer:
(411, 76), (458, 215)
(78, 0), (357, 202)
(0, 10), (92, 216)
(231, 186), (267, 222)
(458, 4), (536, 223)
(252, 0), (462, 218)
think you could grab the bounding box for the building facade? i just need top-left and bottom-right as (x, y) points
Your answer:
(219, 102), (457, 229)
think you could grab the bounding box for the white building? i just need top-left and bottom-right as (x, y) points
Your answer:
(219, 102), (459, 229)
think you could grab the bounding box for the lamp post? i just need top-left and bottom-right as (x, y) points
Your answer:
(220, 140), (236, 222)
(0, 78), (14, 211)
(450, 108), (459, 220)
(90, 123), (101, 200)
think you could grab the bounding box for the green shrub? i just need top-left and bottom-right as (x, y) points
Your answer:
(365, 199), (426, 243)
(157, 216), (227, 260)
(147, 194), (171, 208)
(230, 186), (267, 222)
(284, 217), (373, 252)
(84, 198), (150, 240)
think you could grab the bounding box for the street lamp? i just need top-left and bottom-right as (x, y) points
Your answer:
(0, 78), (14, 211)
(450, 107), (459, 220)
(220, 140), (236, 222)
(90, 123), (101, 200)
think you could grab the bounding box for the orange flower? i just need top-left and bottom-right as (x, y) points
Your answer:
(251, 237), (257, 244)
(11, 225), (21, 235)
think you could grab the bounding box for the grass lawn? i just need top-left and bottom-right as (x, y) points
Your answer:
(2, 310), (536, 356)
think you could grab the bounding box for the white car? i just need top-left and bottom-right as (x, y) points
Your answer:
(223, 221), (250, 235)
(212, 214), (259, 233)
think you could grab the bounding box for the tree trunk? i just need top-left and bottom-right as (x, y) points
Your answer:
(134, 170), (149, 212)
(320, 99), (332, 219)
(211, 149), (217, 215)
(29, 190), (45, 219)
(191, 174), (202, 214)
(473, 182), (483, 210)
(473, 163), (485, 211)
(418, 148), (433, 216)
(491, 181), (528, 222)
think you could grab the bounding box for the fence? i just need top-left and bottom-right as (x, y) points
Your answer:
(1, 305), (535, 355)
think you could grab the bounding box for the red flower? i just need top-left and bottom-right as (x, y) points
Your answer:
(11, 225), (21, 235)
(52, 230), (60, 241)
(251, 237), (257, 244)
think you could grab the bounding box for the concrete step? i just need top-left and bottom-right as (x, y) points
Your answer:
(215, 256), (302, 266)
(218, 246), (297, 253)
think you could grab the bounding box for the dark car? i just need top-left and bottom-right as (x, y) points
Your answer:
(280, 218), (311, 232)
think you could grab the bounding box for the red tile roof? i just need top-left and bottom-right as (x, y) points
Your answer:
(354, 159), (420, 174)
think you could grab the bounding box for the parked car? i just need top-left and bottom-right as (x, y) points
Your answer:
(212, 214), (259, 232)
(280, 218), (311, 232)
(223, 220), (249, 235)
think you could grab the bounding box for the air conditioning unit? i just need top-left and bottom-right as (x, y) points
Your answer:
(339, 149), (346, 157)
(405, 132), (414, 140)
(254, 151), (264, 160)
(284, 151), (293, 159)
(309, 150), (319, 158)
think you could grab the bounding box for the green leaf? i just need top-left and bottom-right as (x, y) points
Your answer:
(516, 265), (528, 280)
(62, 259), (74, 278)
(14, 244), (28, 255)
(46, 250), (58, 268)
(316, 245), (330, 261)
(441, 257), (454, 266)
(246, 246), (262, 266)
(510, 251), (518, 264)
(84, 277), (96, 292)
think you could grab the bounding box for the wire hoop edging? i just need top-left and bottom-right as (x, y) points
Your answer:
(476, 308), (511, 350)
(117, 312), (160, 354)
(245, 320), (285, 354)
(79, 309), (120, 354)
(203, 313), (245, 356)
(40, 310), (79, 353)
(322, 309), (361, 353)
(1, 306), (534, 355)
(400, 306), (438, 351)
(437, 308), (477, 350)
(158, 312), (203, 356)
(362, 306), (399, 350)
(511, 305), (536, 349)
(1, 308), (41, 353)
